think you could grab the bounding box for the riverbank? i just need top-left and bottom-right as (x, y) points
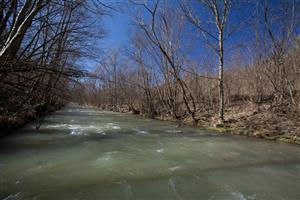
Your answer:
(95, 102), (300, 145)
(0, 102), (65, 136)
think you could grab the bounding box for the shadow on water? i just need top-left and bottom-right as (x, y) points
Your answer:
(0, 129), (221, 155)
(0, 128), (115, 154)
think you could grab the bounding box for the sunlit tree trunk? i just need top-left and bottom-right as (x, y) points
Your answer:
(218, 28), (225, 123)
(0, 0), (49, 58)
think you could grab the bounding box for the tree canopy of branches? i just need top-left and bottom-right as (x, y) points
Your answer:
(0, 0), (106, 131)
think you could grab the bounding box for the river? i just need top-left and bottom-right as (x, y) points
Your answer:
(0, 105), (299, 200)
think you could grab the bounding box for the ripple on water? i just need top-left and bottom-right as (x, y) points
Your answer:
(231, 191), (257, 200)
(97, 154), (112, 161)
(117, 180), (132, 197)
(165, 130), (182, 133)
(168, 178), (182, 199)
(112, 125), (121, 130)
(47, 123), (110, 136)
(46, 124), (68, 129)
(168, 166), (181, 172)
(3, 192), (23, 200)
(132, 128), (148, 135)
(156, 149), (164, 153)
(96, 129), (106, 135)
(68, 124), (82, 130)
(105, 122), (121, 130)
(70, 130), (87, 136)
(67, 124), (87, 136)
(139, 130), (147, 134)
(93, 151), (120, 167)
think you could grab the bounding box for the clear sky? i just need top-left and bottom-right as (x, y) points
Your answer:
(102, 10), (132, 49)
(84, 0), (299, 72)
(78, 2), (133, 71)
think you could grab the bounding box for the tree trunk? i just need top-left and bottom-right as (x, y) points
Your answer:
(0, 0), (48, 58)
(218, 29), (225, 123)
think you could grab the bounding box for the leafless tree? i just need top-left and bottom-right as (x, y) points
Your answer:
(0, 0), (108, 131)
(132, 0), (199, 123)
(181, 0), (232, 123)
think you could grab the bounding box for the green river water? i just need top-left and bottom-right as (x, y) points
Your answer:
(0, 105), (300, 200)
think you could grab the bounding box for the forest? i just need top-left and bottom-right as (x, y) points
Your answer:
(0, 0), (300, 144)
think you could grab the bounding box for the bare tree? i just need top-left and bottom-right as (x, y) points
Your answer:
(132, 0), (199, 123)
(0, 0), (108, 131)
(257, 0), (300, 106)
(181, 0), (232, 124)
(0, 0), (51, 58)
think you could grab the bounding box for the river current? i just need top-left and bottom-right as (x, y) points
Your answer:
(0, 105), (299, 200)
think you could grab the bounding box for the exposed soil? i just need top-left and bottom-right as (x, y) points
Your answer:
(204, 102), (300, 145)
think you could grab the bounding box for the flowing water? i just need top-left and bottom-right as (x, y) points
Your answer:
(0, 105), (300, 200)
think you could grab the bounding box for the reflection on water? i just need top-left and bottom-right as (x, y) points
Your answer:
(0, 105), (300, 200)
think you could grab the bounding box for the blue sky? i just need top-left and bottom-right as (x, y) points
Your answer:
(102, 11), (132, 49)
(83, 0), (299, 72)
(78, 3), (133, 71)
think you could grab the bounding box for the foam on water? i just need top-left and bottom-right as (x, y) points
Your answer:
(112, 125), (121, 130)
(97, 154), (112, 162)
(70, 130), (87, 136)
(168, 166), (181, 171)
(231, 191), (257, 200)
(132, 128), (148, 135)
(46, 123), (110, 136)
(138, 130), (147, 134)
(96, 129), (106, 135)
(156, 149), (164, 153)
(46, 124), (68, 128)
(68, 124), (82, 130)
